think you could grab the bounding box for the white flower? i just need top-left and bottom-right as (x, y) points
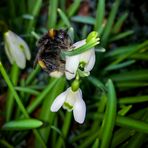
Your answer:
(51, 87), (86, 124)
(4, 30), (31, 69)
(65, 39), (96, 80)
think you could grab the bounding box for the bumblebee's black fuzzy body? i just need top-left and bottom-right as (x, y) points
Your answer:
(35, 29), (72, 74)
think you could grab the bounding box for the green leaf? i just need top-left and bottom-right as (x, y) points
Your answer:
(95, 0), (105, 35)
(109, 30), (134, 42)
(71, 16), (95, 25)
(96, 112), (148, 134)
(92, 139), (100, 148)
(48, 0), (58, 28)
(26, 78), (59, 114)
(131, 53), (148, 60)
(105, 44), (138, 57)
(118, 105), (132, 116)
(104, 60), (135, 71)
(110, 70), (148, 81)
(111, 40), (148, 64)
(2, 119), (43, 130)
(101, 0), (120, 46)
(57, 8), (71, 28)
(118, 95), (148, 104)
(63, 38), (99, 56)
(112, 12), (128, 33)
(67, 0), (81, 17)
(100, 79), (117, 148)
(87, 76), (107, 92)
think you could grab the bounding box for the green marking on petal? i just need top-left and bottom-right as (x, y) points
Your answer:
(63, 102), (73, 111)
(79, 61), (86, 71)
(19, 44), (25, 51)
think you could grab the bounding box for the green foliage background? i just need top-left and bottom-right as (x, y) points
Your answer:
(0, 0), (148, 148)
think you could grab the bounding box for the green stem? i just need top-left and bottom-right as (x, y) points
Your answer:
(6, 63), (20, 121)
(26, 65), (41, 85)
(0, 139), (14, 148)
(48, 0), (58, 28)
(26, 78), (59, 114)
(26, 0), (42, 33)
(96, 112), (148, 134)
(56, 112), (72, 148)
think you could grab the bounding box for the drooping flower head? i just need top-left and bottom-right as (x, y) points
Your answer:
(65, 39), (96, 80)
(51, 87), (86, 124)
(4, 30), (31, 69)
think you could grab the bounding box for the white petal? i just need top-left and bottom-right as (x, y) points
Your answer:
(15, 34), (31, 60)
(4, 42), (14, 64)
(73, 39), (86, 48)
(50, 90), (67, 112)
(73, 89), (86, 124)
(10, 43), (26, 69)
(65, 55), (80, 80)
(5, 31), (26, 69)
(84, 49), (96, 72)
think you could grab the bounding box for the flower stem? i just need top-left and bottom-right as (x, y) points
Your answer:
(56, 112), (72, 148)
(26, 65), (41, 85)
(6, 63), (20, 121)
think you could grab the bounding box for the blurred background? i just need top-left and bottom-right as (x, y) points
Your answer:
(0, 0), (148, 148)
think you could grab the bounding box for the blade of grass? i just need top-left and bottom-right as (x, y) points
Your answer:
(131, 53), (148, 60)
(118, 95), (148, 104)
(7, 0), (15, 18)
(111, 108), (146, 147)
(14, 86), (40, 95)
(109, 30), (134, 42)
(63, 39), (99, 56)
(101, 0), (120, 46)
(100, 79), (117, 148)
(67, 0), (81, 17)
(104, 60), (135, 71)
(111, 128), (136, 148)
(71, 16), (95, 25)
(123, 111), (148, 148)
(112, 12), (128, 33)
(79, 132), (100, 148)
(126, 133), (147, 148)
(57, 0), (81, 27)
(87, 76), (107, 92)
(92, 139), (100, 148)
(118, 105), (132, 116)
(6, 63), (20, 121)
(2, 119), (43, 130)
(111, 40), (148, 64)
(25, 78), (59, 114)
(26, 65), (41, 85)
(96, 112), (148, 133)
(110, 70), (148, 81)
(95, 0), (105, 35)
(56, 112), (72, 148)
(48, 0), (58, 28)
(0, 139), (14, 148)
(26, 0), (42, 33)
(105, 44), (138, 57)
(57, 8), (71, 28)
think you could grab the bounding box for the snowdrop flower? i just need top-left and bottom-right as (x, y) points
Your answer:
(51, 87), (86, 124)
(4, 30), (31, 69)
(65, 39), (95, 80)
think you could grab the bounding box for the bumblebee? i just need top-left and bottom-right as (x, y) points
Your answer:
(35, 29), (72, 77)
